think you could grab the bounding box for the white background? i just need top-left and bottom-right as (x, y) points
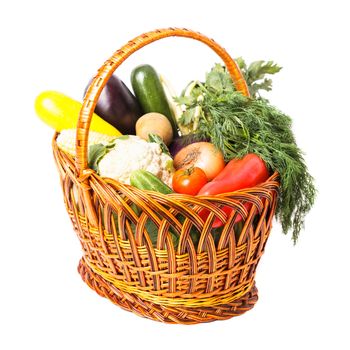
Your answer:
(1, 0), (349, 349)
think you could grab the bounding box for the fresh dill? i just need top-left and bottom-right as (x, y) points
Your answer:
(176, 62), (316, 243)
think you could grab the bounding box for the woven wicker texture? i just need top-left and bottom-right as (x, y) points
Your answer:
(78, 258), (259, 324)
(52, 28), (280, 323)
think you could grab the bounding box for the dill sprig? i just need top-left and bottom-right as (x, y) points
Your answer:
(177, 63), (316, 243)
(199, 92), (316, 242)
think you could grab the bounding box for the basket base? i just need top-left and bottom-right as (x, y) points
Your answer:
(78, 258), (258, 324)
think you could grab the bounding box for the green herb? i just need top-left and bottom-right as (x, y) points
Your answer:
(88, 143), (109, 172)
(148, 133), (171, 156)
(177, 62), (316, 243)
(116, 135), (130, 140)
(236, 57), (282, 99)
(88, 140), (115, 172)
(88, 135), (129, 172)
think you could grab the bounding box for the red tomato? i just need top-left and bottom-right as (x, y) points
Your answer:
(172, 167), (208, 195)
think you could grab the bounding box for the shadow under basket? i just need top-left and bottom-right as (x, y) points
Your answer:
(52, 27), (280, 324)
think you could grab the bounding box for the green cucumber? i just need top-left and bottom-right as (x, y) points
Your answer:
(129, 169), (177, 247)
(131, 64), (179, 137)
(130, 170), (173, 194)
(130, 170), (201, 248)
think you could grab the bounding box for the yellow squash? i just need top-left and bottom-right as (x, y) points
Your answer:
(35, 91), (122, 136)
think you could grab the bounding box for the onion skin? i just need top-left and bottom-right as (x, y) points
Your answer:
(173, 142), (225, 180)
(168, 134), (209, 158)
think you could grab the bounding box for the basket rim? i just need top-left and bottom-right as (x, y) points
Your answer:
(53, 132), (280, 200)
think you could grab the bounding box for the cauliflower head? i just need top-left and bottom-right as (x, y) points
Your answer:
(96, 135), (174, 186)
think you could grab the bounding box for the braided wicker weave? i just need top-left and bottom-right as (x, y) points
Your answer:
(52, 28), (279, 324)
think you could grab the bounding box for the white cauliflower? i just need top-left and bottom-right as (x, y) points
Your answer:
(96, 135), (174, 186)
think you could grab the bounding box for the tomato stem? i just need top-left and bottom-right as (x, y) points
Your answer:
(184, 166), (195, 176)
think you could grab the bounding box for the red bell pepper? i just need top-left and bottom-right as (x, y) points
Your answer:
(198, 153), (270, 227)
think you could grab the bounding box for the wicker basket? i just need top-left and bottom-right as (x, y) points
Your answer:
(52, 28), (279, 324)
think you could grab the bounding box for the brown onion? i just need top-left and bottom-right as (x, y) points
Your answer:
(173, 142), (225, 180)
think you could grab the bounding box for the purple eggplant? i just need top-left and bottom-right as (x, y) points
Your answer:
(84, 75), (142, 135)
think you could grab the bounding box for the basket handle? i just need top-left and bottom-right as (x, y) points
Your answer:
(76, 27), (250, 175)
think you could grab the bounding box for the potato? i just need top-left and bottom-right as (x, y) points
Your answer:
(135, 112), (173, 145)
